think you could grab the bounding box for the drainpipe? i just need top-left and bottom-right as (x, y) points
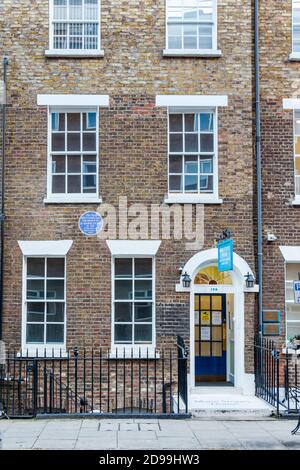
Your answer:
(254, 1), (263, 336)
(0, 57), (9, 341)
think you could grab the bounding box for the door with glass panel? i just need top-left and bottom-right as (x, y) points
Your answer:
(194, 294), (226, 383)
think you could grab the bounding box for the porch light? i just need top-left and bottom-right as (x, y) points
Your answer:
(182, 272), (192, 288)
(245, 272), (255, 289)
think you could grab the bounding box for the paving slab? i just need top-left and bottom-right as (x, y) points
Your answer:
(118, 439), (160, 450)
(34, 439), (76, 450)
(200, 439), (245, 450)
(139, 423), (160, 431)
(2, 437), (37, 450)
(119, 422), (139, 431)
(99, 422), (119, 431)
(237, 438), (286, 450)
(118, 430), (157, 440)
(75, 437), (118, 450)
(158, 437), (200, 450)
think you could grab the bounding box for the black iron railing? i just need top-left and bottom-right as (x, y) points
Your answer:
(0, 342), (189, 418)
(255, 336), (300, 420)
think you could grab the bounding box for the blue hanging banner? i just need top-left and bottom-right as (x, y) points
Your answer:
(79, 211), (103, 237)
(218, 239), (233, 272)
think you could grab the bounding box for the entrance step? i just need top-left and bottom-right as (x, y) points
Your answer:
(190, 386), (242, 395)
(189, 393), (274, 418)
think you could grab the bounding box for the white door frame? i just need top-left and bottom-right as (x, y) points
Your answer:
(179, 248), (255, 394)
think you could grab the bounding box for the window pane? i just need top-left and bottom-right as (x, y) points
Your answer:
(170, 134), (183, 152)
(46, 324), (64, 343)
(67, 155), (81, 173)
(115, 258), (132, 278)
(52, 133), (65, 151)
(185, 114), (198, 132)
(27, 280), (45, 300)
(169, 175), (183, 191)
(184, 35), (197, 49)
(52, 113), (65, 131)
(199, 35), (212, 49)
(115, 280), (133, 300)
(169, 114), (182, 132)
(83, 175), (96, 193)
(52, 175), (66, 193)
(69, 0), (82, 20)
(169, 36), (182, 49)
(185, 134), (198, 152)
(27, 258), (45, 278)
(83, 133), (96, 151)
(169, 155), (182, 173)
(185, 175), (198, 192)
(47, 258), (64, 278)
(200, 175), (213, 192)
(67, 175), (81, 193)
(52, 155), (65, 173)
(183, 23), (197, 36)
(134, 324), (152, 343)
(295, 112), (300, 135)
(27, 324), (44, 343)
(83, 155), (96, 173)
(168, 24), (181, 36)
(115, 324), (132, 343)
(200, 157), (213, 173)
(200, 113), (214, 131)
(135, 280), (152, 300)
(200, 134), (214, 152)
(83, 112), (96, 130)
(67, 113), (81, 131)
(47, 280), (64, 299)
(47, 303), (65, 322)
(134, 303), (152, 322)
(67, 133), (81, 151)
(27, 302), (45, 322)
(135, 258), (152, 278)
(185, 156), (198, 173)
(115, 303), (132, 322)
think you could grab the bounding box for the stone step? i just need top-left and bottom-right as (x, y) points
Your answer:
(188, 394), (274, 418)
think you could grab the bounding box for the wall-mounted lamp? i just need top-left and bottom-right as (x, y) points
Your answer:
(182, 272), (192, 288)
(245, 272), (255, 289)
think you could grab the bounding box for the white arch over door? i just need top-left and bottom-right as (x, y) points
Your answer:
(181, 248), (256, 395)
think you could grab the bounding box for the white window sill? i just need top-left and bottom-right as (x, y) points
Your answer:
(164, 194), (223, 204)
(45, 49), (105, 58)
(292, 197), (300, 206)
(18, 348), (68, 358)
(110, 347), (159, 359)
(289, 52), (300, 61)
(163, 49), (222, 58)
(44, 196), (103, 204)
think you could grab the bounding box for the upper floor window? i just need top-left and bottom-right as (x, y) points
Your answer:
(293, 1), (300, 53)
(166, 0), (216, 51)
(48, 109), (99, 201)
(50, 0), (100, 51)
(168, 111), (217, 196)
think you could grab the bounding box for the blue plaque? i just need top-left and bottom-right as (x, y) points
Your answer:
(218, 239), (233, 272)
(79, 211), (103, 237)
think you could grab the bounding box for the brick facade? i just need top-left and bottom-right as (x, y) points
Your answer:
(0, 0), (256, 385)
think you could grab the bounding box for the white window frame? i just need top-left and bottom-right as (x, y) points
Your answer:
(21, 255), (67, 356)
(165, 106), (220, 203)
(46, 0), (104, 57)
(163, 0), (221, 57)
(111, 256), (156, 357)
(45, 106), (102, 204)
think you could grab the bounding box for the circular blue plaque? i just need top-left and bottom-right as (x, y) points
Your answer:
(79, 211), (103, 237)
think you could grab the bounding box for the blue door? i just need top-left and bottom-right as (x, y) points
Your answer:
(195, 294), (227, 383)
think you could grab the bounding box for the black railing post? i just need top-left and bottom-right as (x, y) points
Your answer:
(32, 360), (38, 417)
(73, 347), (78, 414)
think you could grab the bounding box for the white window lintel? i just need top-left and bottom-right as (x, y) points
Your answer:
(106, 240), (161, 256)
(37, 94), (109, 107)
(280, 246), (300, 263)
(283, 99), (300, 110)
(18, 240), (73, 257)
(156, 95), (228, 108)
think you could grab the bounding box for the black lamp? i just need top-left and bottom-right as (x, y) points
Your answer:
(245, 272), (255, 289)
(182, 272), (192, 288)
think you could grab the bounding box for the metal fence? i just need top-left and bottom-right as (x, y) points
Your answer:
(255, 336), (300, 418)
(0, 338), (189, 418)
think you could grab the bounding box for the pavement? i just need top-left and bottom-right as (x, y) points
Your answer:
(1, 417), (300, 450)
